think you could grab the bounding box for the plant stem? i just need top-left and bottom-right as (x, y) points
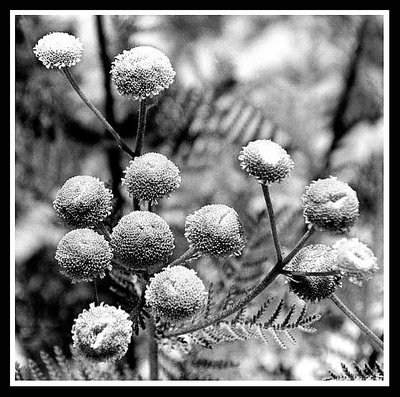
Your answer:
(281, 269), (342, 277)
(97, 222), (112, 241)
(262, 184), (282, 264)
(168, 246), (198, 267)
(133, 98), (148, 157)
(61, 68), (135, 158)
(93, 280), (99, 305)
(281, 225), (316, 266)
(147, 316), (159, 380)
(330, 292), (384, 352)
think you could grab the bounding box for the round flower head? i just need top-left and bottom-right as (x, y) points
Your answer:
(55, 228), (113, 283)
(238, 139), (294, 185)
(110, 46), (175, 99)
(286, 244), (342, 302)
(53, 175), (113, 228)
(185, 204), (246, 257)
(71, 302), (133, 363)
(145, 265), (207, 322)
(110, 211), (174, 269)
(302, 176), (359, 233)
(33, 32), (83, 69)
(122, 152), (181, 205)
(333, 238), (379, 286)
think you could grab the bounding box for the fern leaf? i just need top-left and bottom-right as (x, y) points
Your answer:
(264, 299), (284, 327)
(324, 361), (384, 381)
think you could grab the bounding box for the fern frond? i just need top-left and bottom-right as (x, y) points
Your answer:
(324, 361), (384, 381)
(27, 358), (46, 380)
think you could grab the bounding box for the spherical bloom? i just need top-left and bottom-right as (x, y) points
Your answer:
(110, 46), (175, 99)
(71, 302), (133, 363)
(184, 204), (246, 257)
(238, 139), (294, 185)
(55, 228), (113, 283)
(302, 176), (359, 233)
(285, 244), (342, 302)
(145, 266), (207, 322)
(33, 32), (83, 69)
(332, 238), (379, 286)
(110, 211), (174, 269)
(122, 152), (181, 205)
(53, 175), (113, 228)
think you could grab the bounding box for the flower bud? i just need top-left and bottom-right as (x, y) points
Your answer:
(33, 32), (83, 69)
(55, 228), (113, 283)
(53, 175), (113, 228)
(332, 238), (379, 286)
(110, 211), (174, 269)
(184, 204), (246, 257)
(122, 152), (181, 205)
(110, 46), (175, 99)
(302, 176), (359, 233)
(238, 139), (294, 185)
(145, 266), (207, 322)
(286, 244), (342, 302)
(71, 302), (133, 363)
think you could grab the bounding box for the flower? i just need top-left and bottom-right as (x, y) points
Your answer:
(238, 139), (294, 185)
(122, 152), (181, 205)
(55, 228), (113, 283)
(33, 32), (83, 69)
(302, 176), (359, 233)
(53, 175), (113, 228)
(110, 46), (175, 99)
(332, 238), (379, 285)
(110, 211), (174, 269)
(145, 266), (207, 322)
(71, 302), (133, 363)
(184, 204), (246, 257)
(285, 244), (342, 302)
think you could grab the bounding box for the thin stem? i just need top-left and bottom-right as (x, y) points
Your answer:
(93, 280), (100, 305)
(96, 222), (112, 241)
(61, 68), (135, 158)
(147, 316), (159, 380)
(262, 184), (282, 264)
(330, 293), (384, 352)
(148, 246), (199, 274)
(281, 269), (342, 277)
(133, 98), (148, 157)
(281, 225), (316, 266)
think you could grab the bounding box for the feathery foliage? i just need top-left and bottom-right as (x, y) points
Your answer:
(324, 361), (384, 381)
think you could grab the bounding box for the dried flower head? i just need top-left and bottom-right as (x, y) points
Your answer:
(185, 204), (246, 257)
(33, 32), (83, 69)
(333, 238), (379, 286)
(53, 175), (113, 228)
(110, 46), (175, 99)
(286, 244), (342, 302)
(55, 228), (113, 283)
(145, 265), (207, 322)
(110, 211), (174, 269)
(71, 302), (133, 363)
(122, 152), (181, 205)
(238, 139), (294, 185)
(302, 176), (359, 233)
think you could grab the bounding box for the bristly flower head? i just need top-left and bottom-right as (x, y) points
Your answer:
(333, 238), (379, 286)
(110, 46), (175, 100)
(184, 204), (246, 257)
(55, 228), (113, 283)
(110, 211), (174, 269)
(145, 265), (207, 322)
(302, 176), (359, 233)
(71, 302), (133, 363)
(33, 32), (83, 69)
(122, 152), (181, 205)
(285, 244), (342, 302)
(53, 175), (113, 228)
(238, 139), (294, 185)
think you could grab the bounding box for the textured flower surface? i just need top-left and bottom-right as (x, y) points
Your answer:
(72, 302), (133, 363)
(333, 238), (379, 285)
(53, 175), (113, 228)
(238, 139), (294, 185)
(110, 211), (174, 269)
(110, 46), (175, 99)
(185, 204), (246, 257)
(122, 152), (181, 205)
(302, 176), (359, 233)
(33, 32), (83, 69)
(286, 244), (342, 302)
(55, 228), (113, 283)
(145, 266), (207, 322)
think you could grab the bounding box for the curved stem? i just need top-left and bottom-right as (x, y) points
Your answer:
(61, 68), (135, 158)
(330, 293), (384, 352)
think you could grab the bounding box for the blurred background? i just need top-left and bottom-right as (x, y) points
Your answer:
(14, 13), (384, 381)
